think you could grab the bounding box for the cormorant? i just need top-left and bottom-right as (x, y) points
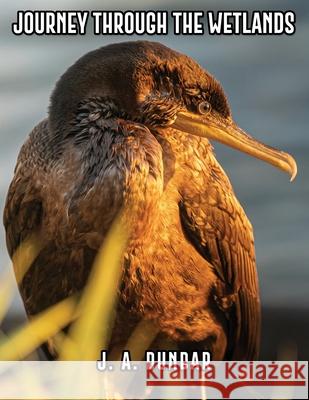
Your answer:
(3, 41), (297, 360)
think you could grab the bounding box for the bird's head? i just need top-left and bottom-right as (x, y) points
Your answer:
(50, 40), (297, 180)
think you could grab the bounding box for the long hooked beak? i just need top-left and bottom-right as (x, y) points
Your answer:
(172, 111), (297, 181)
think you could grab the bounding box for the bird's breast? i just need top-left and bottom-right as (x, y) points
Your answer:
(117, 180), (219, 341)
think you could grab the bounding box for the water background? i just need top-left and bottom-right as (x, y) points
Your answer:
(0, 0), (308, 318)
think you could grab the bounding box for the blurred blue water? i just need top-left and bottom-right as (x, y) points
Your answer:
(0, 0), (308, 315)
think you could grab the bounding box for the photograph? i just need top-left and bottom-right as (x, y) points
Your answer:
(0, 1), (308, 399)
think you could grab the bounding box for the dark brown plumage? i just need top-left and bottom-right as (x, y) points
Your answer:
(3, 41), (297, 360)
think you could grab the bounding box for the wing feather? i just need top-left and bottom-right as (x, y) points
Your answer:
(180, 160), (261, 360)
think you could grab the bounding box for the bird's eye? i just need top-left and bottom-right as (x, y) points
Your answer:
(198, 101), (211, 115)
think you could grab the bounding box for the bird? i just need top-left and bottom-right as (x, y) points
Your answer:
(3, 41), (297, 361)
